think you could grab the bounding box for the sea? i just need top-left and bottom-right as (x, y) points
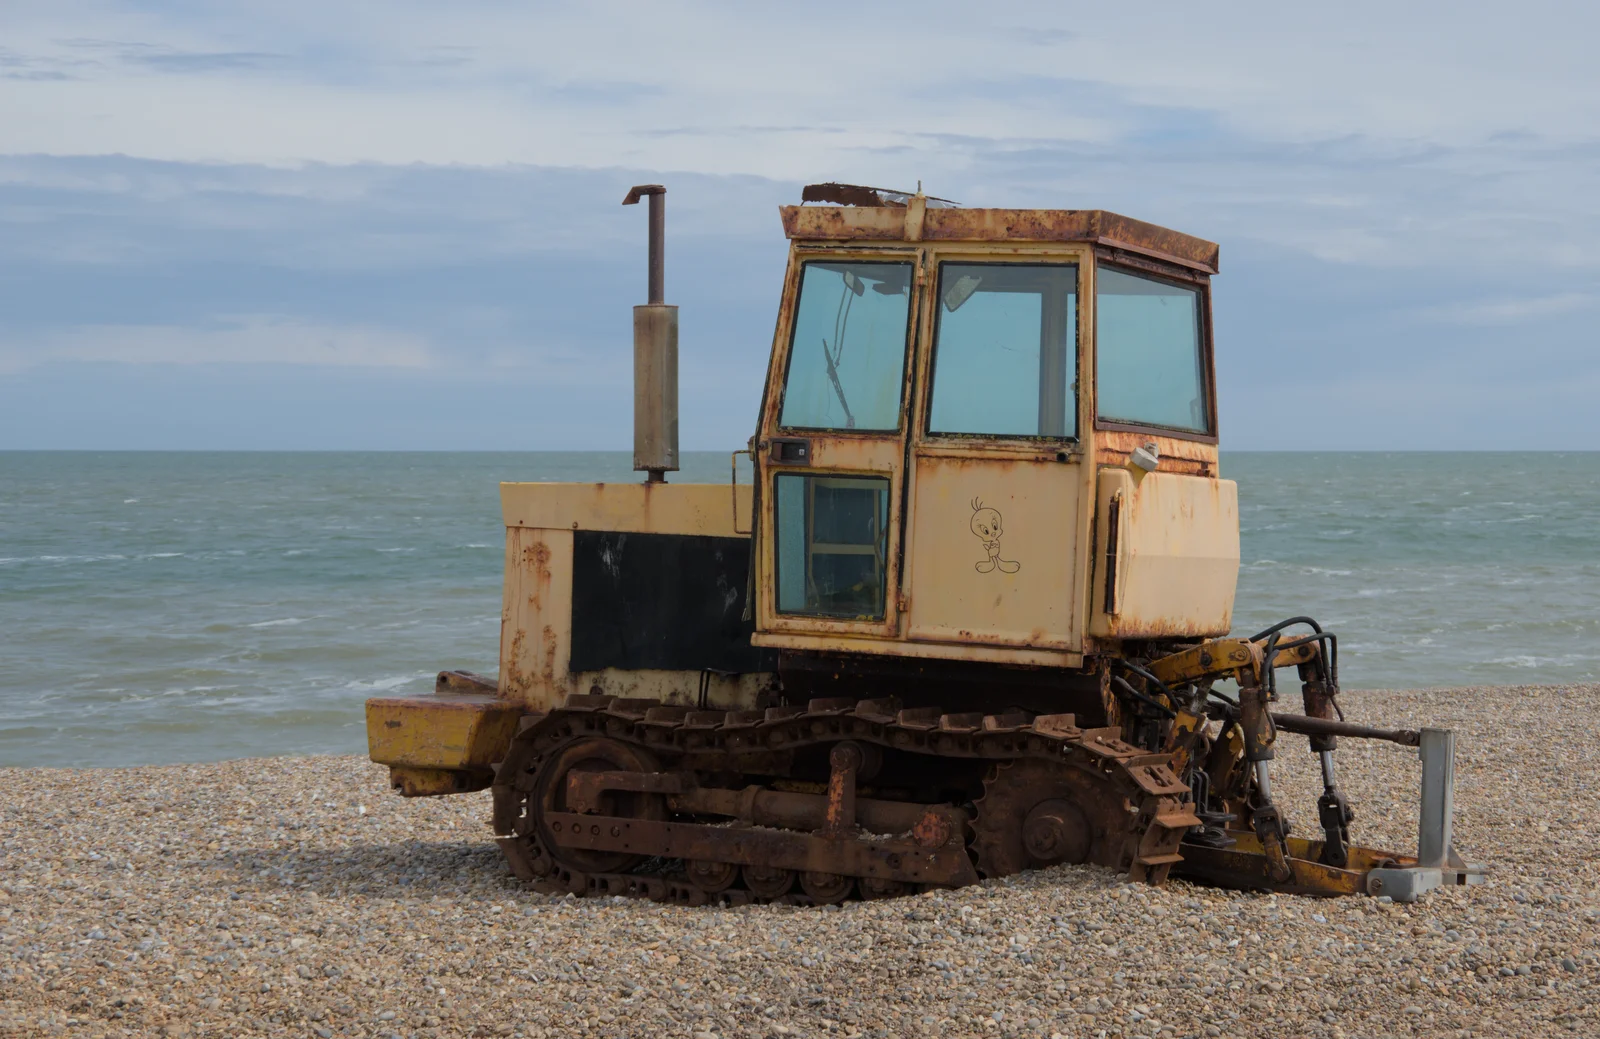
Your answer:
(2, 452), (1596, 768)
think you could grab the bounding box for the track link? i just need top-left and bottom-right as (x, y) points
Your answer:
(491, 694), (1198, 905)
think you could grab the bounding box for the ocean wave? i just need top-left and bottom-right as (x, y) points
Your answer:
(344, 674), (427, 693)
(247, 617), (311, 628)
(7, 553), (130, 565)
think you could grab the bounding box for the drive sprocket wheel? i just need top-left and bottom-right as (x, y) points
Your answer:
(971, 758), (1140, 879)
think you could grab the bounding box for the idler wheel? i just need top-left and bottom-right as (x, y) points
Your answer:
(687, 859), (738, 893)
(1022, 799), (1091, 865)
(800, 871), (854, 905)
(742, 863), (796, 899)
(531, 737), (664, 875)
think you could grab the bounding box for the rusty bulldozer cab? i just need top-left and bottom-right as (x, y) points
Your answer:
(366, 183), (1482, 905)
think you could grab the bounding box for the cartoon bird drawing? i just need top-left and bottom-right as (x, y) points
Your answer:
(969, 498), (1021, 574)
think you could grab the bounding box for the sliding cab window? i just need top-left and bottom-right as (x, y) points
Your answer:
(1095, 266), (1210, 434)
(774, 473), (890, 619)
(927, 263), (1078, 438)
(779, 261), (913, 432)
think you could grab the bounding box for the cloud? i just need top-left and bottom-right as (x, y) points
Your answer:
(0, 316), (432, 374)
(1416, 294), (1597, 326)
(0, 2), (1598, 448)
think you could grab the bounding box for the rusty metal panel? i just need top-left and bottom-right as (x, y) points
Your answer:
(365, 694), (521, 769)
(499, 525), (574, 707)
(766, 206), (1223, 273)
(780, 205), (909, 241)
(1091, 212), (1220, 273)
(922, 207), (1097, 243)
(1088, 468), (1239, 638)
(904, 454), (1081, 651)
(1094, 429), (1219, 475)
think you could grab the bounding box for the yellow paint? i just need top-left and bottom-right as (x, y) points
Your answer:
(496, 481), (773, 712)
(905, 454), (1081, 650)
(498, 525), (574, 708)
(365, 694), (522, 770)
(501, 481), (751, 537)
(1089, 468), (1239, 639)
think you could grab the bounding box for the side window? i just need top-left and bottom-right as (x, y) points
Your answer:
(774, 473), (890, 619)
(1096, 266), (1209, 434)
(927, 263), (1078, 438)
(779, 262), (912, 431)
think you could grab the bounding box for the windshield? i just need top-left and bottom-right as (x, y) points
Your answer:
(1095, 266), (1209, 434)
(779, 261), (912, 431)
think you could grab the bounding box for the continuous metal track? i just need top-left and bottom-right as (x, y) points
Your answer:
(490, 694), (1201, 905)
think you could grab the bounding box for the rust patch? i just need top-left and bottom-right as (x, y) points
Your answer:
(529, 539), (553, 611)
(540, 623), (560, 683)
(1095, 429), (1217, 473)
(778, 206), (1219, 272)
(504, 629), (529, 697)
(781, 205), (907, 241)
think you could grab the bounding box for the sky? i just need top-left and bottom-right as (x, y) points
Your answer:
(1, 1), (1597, 450)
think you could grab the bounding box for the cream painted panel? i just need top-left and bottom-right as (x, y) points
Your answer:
(502, 482), (752, 538)
(498, 526), (576, 709)
(906, 455), (1080, 649)
(1089, 469), (1239, 638)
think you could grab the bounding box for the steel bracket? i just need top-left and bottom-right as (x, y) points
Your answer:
(1364, 728), (1486, 902)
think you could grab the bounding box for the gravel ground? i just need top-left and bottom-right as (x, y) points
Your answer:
(4, 684), (1599, 1039)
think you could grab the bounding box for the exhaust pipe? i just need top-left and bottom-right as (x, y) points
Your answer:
(622, 184), (678, 483)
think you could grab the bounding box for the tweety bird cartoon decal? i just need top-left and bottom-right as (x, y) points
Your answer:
(969, 498), (1021, 574)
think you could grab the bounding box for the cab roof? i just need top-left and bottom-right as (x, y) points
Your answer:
(782, 183), (1219, 274)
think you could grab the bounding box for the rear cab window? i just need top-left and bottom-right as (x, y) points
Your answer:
(1095, 266), (1210, 435)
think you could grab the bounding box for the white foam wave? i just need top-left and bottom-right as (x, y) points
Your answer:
(345, 674), (423, 693)
(248, 617), (309, 628)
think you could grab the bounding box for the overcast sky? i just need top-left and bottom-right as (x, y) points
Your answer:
(2, 1), (1597, 449)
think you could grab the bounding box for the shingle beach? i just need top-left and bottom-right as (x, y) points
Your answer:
(4, 684), (1597, 1039)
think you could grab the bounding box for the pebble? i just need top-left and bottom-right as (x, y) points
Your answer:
(1, 684), (1597, 1038)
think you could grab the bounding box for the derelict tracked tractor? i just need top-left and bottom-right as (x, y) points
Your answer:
(367, 183), (1481, 905)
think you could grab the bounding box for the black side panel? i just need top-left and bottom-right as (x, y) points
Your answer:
(569, 531), (775, 674)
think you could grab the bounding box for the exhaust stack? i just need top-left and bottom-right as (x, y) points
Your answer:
(622, 184), (678, 483)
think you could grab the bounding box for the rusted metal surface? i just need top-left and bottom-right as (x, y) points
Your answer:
(620, 184), (666, 304)
(799, 183), (961, 209)
(624, 184), (678, 480)
(386, 766), (493, 797)
(491, 692), (1193, 904)
(1270, 713), (1422, 747)
(545, 813), (976, 888)
(436, 669), (498, 694)
(1094, 429), (1218, 475)
(779, 205), (1218, 273)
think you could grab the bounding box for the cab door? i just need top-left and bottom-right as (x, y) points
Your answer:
(755, 251), (919, 640)
(902, 254), (1087, 652)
